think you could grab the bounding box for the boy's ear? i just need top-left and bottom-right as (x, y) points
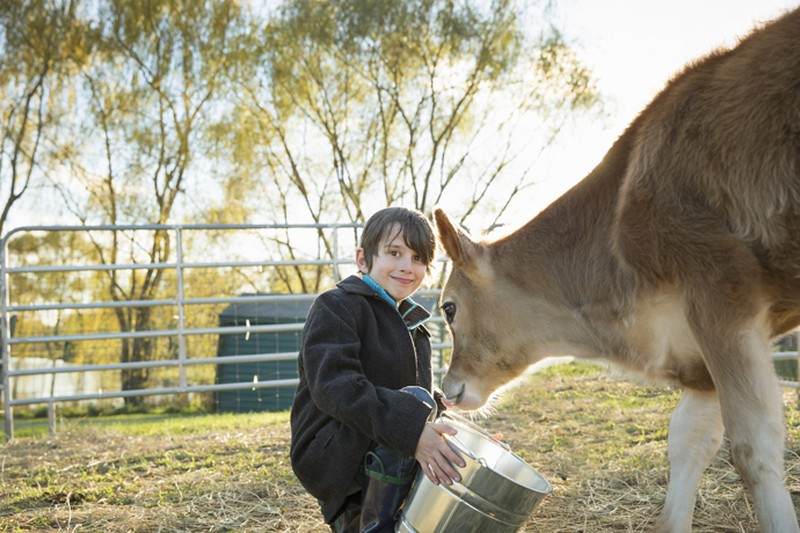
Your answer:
(355, 247), (369, 274)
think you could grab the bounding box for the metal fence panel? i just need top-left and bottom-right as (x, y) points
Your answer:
(1, 224), (797, 441)
(0, 223), (451, 440)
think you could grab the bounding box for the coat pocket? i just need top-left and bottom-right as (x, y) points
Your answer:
(292, 420), (339, 496)
(293, 418), (369, 503)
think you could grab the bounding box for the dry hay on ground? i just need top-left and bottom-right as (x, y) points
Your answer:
(0, 421), (324, 532)
(2, 363), (799, 532)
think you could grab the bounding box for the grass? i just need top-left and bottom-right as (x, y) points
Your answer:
(1, 360), (800, 531)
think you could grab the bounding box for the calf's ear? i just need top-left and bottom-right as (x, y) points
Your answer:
(433, 208), (485, 269)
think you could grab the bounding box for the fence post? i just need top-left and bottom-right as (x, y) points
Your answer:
(48, 400), (56, 437)
(175, 227), (187, 391)
(1, 239), (12, 441)
(333, 226), (340, 284)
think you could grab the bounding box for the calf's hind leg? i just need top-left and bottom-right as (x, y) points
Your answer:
(688, 309), (798, 532)
(654, 388), (724, 533)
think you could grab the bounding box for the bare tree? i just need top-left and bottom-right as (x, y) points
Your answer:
(0, 0), (85, 236)
(229, 0), (600, 234)
(51, 0), (247, 404)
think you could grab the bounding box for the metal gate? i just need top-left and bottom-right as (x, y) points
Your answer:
(0, 223), (450, 440)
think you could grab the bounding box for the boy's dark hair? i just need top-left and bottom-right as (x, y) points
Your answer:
(359, 207), (436, 274)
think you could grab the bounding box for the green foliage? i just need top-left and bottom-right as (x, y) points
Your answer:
(0, 0), (89, 236)
(227, 0), (601, 229)
(1, 0), (602, 232)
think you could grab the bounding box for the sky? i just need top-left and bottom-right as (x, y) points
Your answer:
(508, 0), (799, 224)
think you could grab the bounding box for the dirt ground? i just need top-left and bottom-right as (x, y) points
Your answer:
(2, 362), (800, 532)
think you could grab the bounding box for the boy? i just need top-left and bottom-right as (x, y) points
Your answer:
(290, 207), (464, 532)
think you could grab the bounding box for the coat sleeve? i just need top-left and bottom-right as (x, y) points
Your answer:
(300, 292), (431, 458)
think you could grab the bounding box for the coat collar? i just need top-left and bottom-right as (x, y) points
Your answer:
(338, 275), (431, 331)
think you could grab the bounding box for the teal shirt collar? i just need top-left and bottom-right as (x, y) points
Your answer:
(361, 274), (396, 306)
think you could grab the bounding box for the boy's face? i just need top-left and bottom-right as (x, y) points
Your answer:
(356, 225), (426, 302)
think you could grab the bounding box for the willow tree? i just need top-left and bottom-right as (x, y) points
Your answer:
(230, 0), (597, 222)
(53, 0), (248, 404)
(0, 0), (86, 237)
(218, 0), (600, 291)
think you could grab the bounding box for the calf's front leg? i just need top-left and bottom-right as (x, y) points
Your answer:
(654, 388), (724, 533)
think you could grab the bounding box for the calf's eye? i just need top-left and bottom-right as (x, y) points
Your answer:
(441, 301), (456, 323)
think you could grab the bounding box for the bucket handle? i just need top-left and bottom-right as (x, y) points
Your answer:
(440, 410), (512, 453)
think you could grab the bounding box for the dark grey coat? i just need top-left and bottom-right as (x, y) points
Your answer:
(289, 275), (435, 523)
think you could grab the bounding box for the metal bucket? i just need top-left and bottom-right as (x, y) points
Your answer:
(397, 412), (551, 532)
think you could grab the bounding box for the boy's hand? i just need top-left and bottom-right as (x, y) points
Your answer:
(414, 422), (466, 486)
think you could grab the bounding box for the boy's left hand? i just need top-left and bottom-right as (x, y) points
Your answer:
(414, 422), (465, 486)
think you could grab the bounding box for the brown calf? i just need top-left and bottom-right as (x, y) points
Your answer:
(434, 7), (800, 532)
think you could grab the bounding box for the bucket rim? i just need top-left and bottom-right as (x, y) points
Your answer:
(441, 413), (553, 495)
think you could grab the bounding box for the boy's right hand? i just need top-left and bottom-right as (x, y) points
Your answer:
(414, 422), (465, 486)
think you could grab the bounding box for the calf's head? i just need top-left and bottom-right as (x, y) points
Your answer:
(434, 208), (540, 410)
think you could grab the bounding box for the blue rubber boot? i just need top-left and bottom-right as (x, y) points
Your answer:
(330, 496), (361, 532)
(359, 447), (418, 533)
(359, 386), (434, 532)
